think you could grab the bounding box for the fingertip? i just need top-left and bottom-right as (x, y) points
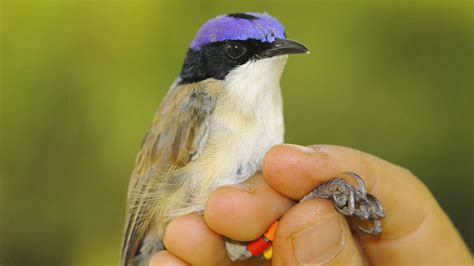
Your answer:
(263, 145), (298, 181)
(163, 214), (208, 251)
(163, 214), (229, 265)
(204, 185), (264, 241)
(263, 144), (319, 175)
(204, 174), (294, 241)
(205, 186), (240, 219)
(263, 144), (335, 200)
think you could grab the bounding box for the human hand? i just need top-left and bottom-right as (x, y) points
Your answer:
(150, 144), (471, 265)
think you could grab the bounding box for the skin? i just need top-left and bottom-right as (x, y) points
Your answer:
(150, 144), (472, 265)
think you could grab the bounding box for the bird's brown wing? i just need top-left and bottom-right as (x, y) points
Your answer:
(121, 80), (219, 266)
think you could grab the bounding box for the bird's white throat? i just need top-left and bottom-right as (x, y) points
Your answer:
(223, 55), (288, 115)
(208, 55), (288, 188)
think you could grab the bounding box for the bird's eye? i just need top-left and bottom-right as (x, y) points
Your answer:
(225, 42), (247, 59)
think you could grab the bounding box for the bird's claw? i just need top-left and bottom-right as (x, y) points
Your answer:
(301, 172), (385, 235)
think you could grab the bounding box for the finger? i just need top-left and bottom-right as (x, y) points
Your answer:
(204, 174), (295, 241)
(149, 250), (188, 266)
(272, 199), (364, 265)
(163, 213), (231, 266)
(263, 144), (425, 236)
(263, 144), (471, 264)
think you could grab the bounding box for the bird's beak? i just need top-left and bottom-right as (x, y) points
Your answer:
(260, 38), (309, 59)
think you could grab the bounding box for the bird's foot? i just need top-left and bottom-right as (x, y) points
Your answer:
(301, 172), (385, 235)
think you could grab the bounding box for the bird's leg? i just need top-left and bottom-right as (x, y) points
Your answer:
(301, 172), (385, 235)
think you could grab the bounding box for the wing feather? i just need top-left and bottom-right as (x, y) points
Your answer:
(121, 80), (218, 266)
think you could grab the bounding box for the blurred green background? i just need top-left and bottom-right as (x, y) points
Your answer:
(0, 0), (472, 265)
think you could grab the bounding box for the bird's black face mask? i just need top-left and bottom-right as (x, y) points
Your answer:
(179, 38), (308, 84)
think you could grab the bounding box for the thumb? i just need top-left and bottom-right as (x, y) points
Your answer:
(272, 199), (364, 265)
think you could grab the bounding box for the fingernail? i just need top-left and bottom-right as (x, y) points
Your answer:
(308, 145), (326, 153)
(288, 144), (330, 170)
(291, 214), (344, 264)
(231, 183), (255, 193)
(286, 144), (317, 155)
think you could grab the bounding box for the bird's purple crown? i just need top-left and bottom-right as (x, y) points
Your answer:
(190, 12), (286, 51)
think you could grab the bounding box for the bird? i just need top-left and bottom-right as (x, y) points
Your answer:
(120, 11), (307, 265)
(121, 11), (384, 266)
